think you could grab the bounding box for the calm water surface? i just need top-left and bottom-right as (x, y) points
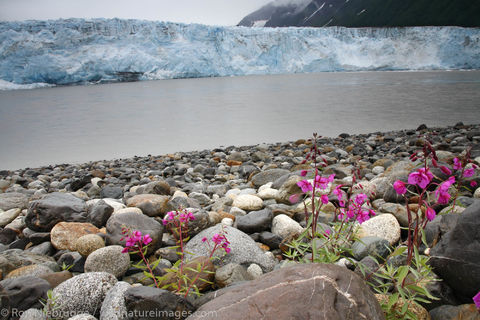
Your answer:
(1, 71), (480, 170)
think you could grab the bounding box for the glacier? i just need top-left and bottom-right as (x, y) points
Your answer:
(0, 18), (479, 87)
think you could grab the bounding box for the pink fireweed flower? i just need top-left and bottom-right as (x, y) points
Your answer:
(297, 180), (313, 193)
(453, 158), (462, 170)
(323, 229), (331, 238)
(320, 194), (329, 205)
(333, 185), (345, 203)
(122, 230), (152, 253)
(356, 209), (371, 224)
(435, 176), (455, 205)
(300, 170), (308, 177)
(314, 174), (335, 190)
(393, 180), (407, 195)
(463, 168), (475, 178)
(440, 166), (452, 176)
(355, 193), (368, 205)
(473, 291), (480, 310)
(408, 168), (433, 189)
(212, 233), (223, 245)
(288, 193), (300, 204)
(201, 237), (208, 242)
(426, 207), (436, 222)
(143, 234), (152, 245)
(471, 181), (478, 188)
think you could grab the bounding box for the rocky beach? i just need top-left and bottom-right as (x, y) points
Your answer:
(0, 122), (480, 320)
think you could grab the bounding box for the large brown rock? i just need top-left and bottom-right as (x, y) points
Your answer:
(50, 222), (101, 251)
(187, 263), (385, 320)
(126, 194), (170, 217)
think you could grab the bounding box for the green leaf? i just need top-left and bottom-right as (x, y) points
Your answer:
(387, 292), (399, 310)
(391, 246), (407, 257)
(397, 266), (409, 284)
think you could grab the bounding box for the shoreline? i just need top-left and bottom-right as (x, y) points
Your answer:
(2, 122), (479, 174)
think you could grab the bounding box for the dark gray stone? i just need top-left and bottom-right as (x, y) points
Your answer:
(352, 236), (391, 261)
(430, 201), (480, 302)
(105, 211), (163, 254)
(26, 193), (87, 232)
(235, 208), (273, 234)
(250, 169), (290, 188)
(124, 286), (194, 320)
(86, 200), (113, 228)
(100, 186), (123, 199)
(0, 276), (51, 316)
(259, 231), (282, 250)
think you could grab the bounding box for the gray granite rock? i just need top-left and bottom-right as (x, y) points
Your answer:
(99, 281), (131, 320)
(53, 272), (117, 320)
(184, 225), (276, 272)
(84, 246), (130, 278)
(0, 192), (29, 211)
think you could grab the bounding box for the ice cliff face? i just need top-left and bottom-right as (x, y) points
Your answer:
(0, 18), (479, 87)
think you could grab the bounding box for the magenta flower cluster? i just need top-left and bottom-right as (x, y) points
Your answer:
(297, 173), (335, 193)
(163, 210), (195, 225)
(474, 291), (480, 310)
(336, 190), (375, 224)
(202, 233), (231, 254)
(120, 228), (153, 253)
(393, 156), (479, 222)
(295, 173), (374, 224)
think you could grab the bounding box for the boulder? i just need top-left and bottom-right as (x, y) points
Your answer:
(124, 286), (194, 320)
(126, 194), (169, 217)
(99, 281), (131, 320)
(0, 276), (51, 315)
(0, 193), (29, 211)
(0, 208), (21, 227)
(26, 193), (87, 232)
(251, 169), (290, 188)
(50, 222), (100, 251)
(187, 263), (384, 320)
(52, 272), (117, 320)
(235, 208), (273, 234)
(84, 246), (130, 278)
(231, 194), (263, 211)
(430, 201), (480, 302)
(271, 214), (303, 239)
(184, 225), (276, 272)
(105, 211), (163, 254)
(357, 214), (400, 245)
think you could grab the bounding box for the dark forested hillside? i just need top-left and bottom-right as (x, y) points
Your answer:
(238, 0), (480, 28)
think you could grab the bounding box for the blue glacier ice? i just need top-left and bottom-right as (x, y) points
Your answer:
(0, 18), (479, 88)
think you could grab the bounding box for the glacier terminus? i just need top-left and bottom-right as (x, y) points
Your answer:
(0, 18), (479, 88)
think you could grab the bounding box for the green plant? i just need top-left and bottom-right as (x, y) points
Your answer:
(285, 134), (374, 264)
(122, 209), (230, 298)
(60, 262), (73, 272)
(40, 289), (60, 320)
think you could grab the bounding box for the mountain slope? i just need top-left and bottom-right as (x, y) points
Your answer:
(238, 0), (480, 28)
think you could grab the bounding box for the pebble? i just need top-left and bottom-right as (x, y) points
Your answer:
(271, 214), (303, 238)
(84, 245), (130, 278)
